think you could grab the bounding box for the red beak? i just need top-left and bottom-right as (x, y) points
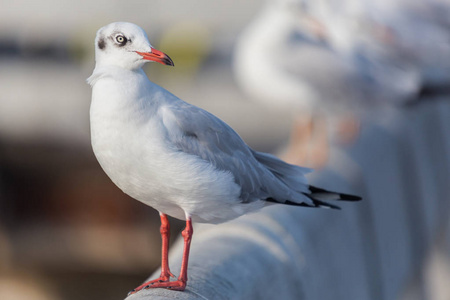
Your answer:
(136, 48), (174, 66)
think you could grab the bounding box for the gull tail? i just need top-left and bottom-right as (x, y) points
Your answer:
(302, 186), (362, 209)
(250, 149), (361, 209)
(266, 186), (362, 210)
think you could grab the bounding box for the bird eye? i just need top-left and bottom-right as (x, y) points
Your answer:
(115, 35), (127, 45)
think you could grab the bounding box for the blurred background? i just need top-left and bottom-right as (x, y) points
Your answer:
(0, 0), (449, 299)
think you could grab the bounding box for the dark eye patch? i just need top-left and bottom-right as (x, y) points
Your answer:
(98, 38), (106, 50)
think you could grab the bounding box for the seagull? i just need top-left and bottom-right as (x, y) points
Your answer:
(233, 1), (335, 167)
(363, 0), (450, 90)
(234, 0), (426, 166)
(232, 0), (371, 167)
(87, 22), (361, 294)
(305, 0), (449, 94)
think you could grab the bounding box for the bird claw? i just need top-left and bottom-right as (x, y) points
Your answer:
(127, 275), (172, 296)
(144, 279), (186, 291)
(128, 278), (186, 295)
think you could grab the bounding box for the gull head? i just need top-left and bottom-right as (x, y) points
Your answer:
(93, 22), (174, 70)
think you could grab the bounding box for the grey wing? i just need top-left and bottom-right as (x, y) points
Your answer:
(159, 100), (313, 204)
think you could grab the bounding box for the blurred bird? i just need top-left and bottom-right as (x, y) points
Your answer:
(88, 22), (361, 294)
(308, 0), (450, 93)
(234, 0), (448, 165)
(234, 0), (367, 167)
(368, 0), (450, 90)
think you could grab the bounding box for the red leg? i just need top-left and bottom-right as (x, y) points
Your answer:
(143, 218), (193, 291)
(159, 213), (175, 280)
(128, 213), (175, 295)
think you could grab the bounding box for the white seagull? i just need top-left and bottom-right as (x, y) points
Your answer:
(232, 0), (376, 167)
(87, 22), (361, 294)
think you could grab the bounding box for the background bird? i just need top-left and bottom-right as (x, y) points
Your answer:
(233, 0), (372, 168)
(234, 0), (443, 167)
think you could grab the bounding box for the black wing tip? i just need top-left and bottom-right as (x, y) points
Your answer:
(340, 194), (362, 201)
(264, 185), (362, 211)
(310, 199), (342, 210)
(265, 198), (342, 210)
(308, 185), (362, 202)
